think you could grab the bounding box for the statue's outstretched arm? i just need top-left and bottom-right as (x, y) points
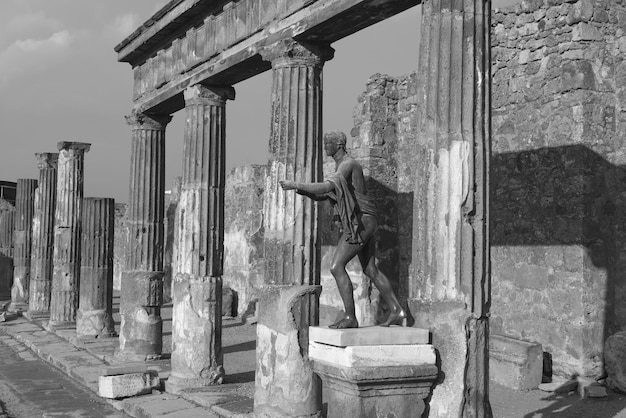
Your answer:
(279, 180), (333, 198)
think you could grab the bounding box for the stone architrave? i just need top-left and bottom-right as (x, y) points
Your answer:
(167, 85), (234, 392)
(117, 112), (171, 361)
(8, 178), (38, 312)
(412, 0), (491, 416)
(48, 142), (91, 330)
(254, 39), (333, 418)
(26, 153), (58, 318)
(76, 197), (116, 338)
(0, 210), (15, 299)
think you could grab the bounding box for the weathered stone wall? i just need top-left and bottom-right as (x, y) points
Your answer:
(222, 165), (266, 316)
(491, 0), (626, 378)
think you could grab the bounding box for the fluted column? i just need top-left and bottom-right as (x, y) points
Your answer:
(8, 178), (38, 312)
(0, 210), (15, 299)
(254, 39), (333, 418)
(26, 153), (58, 318)
(76, 198), (116, 338)
(117, 111), (171, 361)
(48, 142), (90, 329)
(412, 1), (491, 416)
(167, 84), (234, 393)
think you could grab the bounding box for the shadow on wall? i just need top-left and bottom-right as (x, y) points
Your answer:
(491, 144), (626, 377)
(317, 177), (414, 326)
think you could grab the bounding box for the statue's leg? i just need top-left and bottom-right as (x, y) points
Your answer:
(328, 235), (363, 329)
(358, 216), (407, 327)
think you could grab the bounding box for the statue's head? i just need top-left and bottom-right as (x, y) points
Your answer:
(323, 130), (347, 156)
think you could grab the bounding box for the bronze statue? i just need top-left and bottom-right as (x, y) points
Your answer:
(280, 130), (406, 329)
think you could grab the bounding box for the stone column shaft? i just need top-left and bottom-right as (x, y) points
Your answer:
(9, 178), (38, 312)
(77, 197), (116, 338)
(254, 39), (333, 418)
(0, 210), (15, 299)
(168, 85), (234, 392)
(27, 153), (58, 317)
(49, 142), (91, 329)
(118, 112), (171, 361)
(413, 0), (491, 416)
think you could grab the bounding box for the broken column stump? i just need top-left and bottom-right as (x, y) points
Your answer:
(0, 210), (15, 299)
(8, 178), (38, 313)
(309, 326), (437, 418)
(167, 85), (234, 392)
(117, 112), (171, 361)
(48, 142), (91, 330)
(76, 197), (116, 338)
(25, 153), (58, 319)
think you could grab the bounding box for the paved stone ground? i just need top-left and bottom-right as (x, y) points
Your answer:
(1, 292), (626, 417)
(0, 331), (126, 418)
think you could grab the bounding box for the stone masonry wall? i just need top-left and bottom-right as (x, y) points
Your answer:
(491, 0), (626, 378)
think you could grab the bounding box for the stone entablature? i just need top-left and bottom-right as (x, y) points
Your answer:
(114, 0), (418, 113)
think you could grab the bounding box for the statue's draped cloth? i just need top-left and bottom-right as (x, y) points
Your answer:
(326, 172), (377, 245)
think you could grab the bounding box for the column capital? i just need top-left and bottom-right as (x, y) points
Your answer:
(260, 39), (334, 68)
(35, 153), (59, 170)
(57, 142), (91, 154)
(125, 112), (172, 131)
(184, 85), (235, 106)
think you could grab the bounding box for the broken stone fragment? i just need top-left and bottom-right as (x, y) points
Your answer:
(98, 370), (160, 399)
(604, 331), (626, 393)
(538, 379), (578, 393)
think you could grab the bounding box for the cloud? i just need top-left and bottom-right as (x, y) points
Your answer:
(105, 13), (140, 41)
(0, 12), (62, 50)
(0, 30), (74, 84)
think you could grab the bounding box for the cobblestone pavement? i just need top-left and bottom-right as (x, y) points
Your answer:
(0, 330), (126, 418)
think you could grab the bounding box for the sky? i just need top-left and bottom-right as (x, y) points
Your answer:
(0, 0), (517, 203)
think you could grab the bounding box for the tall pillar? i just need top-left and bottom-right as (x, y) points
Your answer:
(254, 39), (333, 418)
(77, 198), (116, 338)
(0, 210), (15, 299)
(8, 178), (38, 312)
(48, 142), (91, 329)
(167, 84), (234, 393)
(26, 153), (58, 318)
(117, 111), (171, 361)
(412, 0), (491, 416)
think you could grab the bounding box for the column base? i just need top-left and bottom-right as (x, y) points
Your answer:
(114, 348), (162, 362)
(45, 320), (76, 332)
(165, 370), (225, 394)
(23, 310), (50, 321)
(7, 302), (27, 314)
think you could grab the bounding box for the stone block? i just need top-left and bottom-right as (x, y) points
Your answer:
(312, 360), (437, 418)
(309, 341), (435, 368)
(489, 334), (543, 390)
(309, 325), (429, 347)
(98, 370), (160, 399)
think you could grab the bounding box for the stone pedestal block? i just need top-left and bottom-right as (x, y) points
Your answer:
(312, 361), (437, 418)
(77, 198), (116, 338)
(49, 142), (90, 330)
(254, 285), (322, 418)
(27, 153), (58, 318)
(310, 325), (429, 347)
(309, 326), (438, 418)
(489, 334), (542, 390)
(9, 179), (38, 312)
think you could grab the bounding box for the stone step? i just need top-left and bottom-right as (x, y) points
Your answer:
(490, 334), (542, 390)
(309, 325), (429, 347)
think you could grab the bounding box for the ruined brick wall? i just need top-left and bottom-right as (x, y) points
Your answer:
(491, 0), (626, 378)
